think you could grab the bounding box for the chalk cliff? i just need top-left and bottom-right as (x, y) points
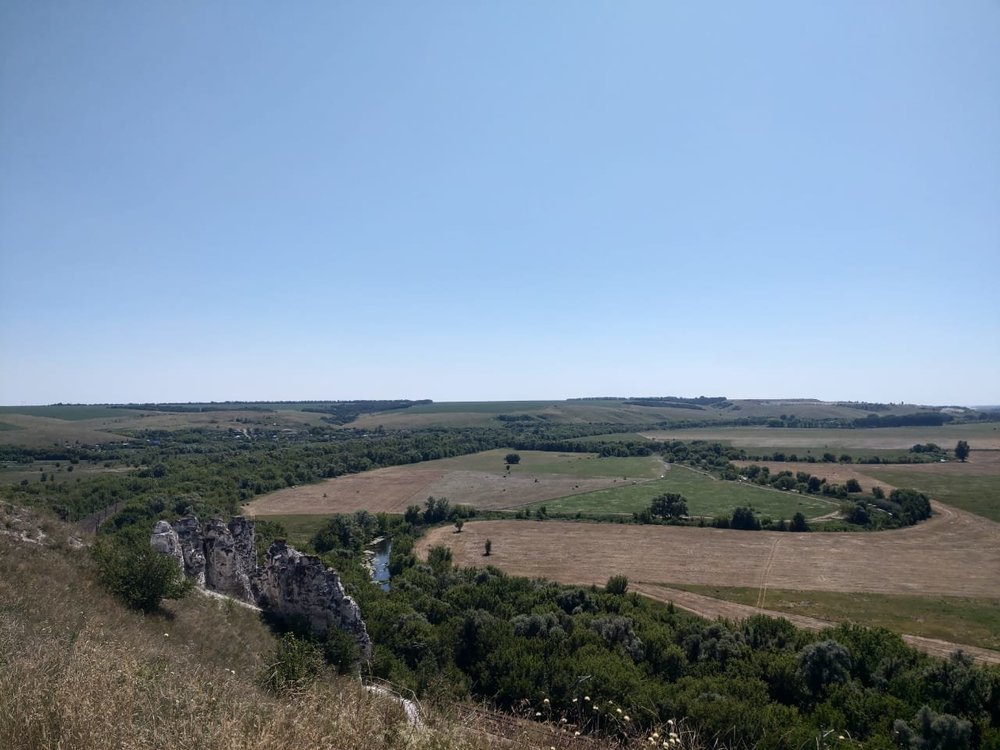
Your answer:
(150, 516), (371, 660)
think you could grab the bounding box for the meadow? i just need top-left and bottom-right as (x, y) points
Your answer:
(667, 584), (1000, 653)
(865, 452), (1000, 522)
(529, 464), (838, 520)
(245, 449), (666, 517)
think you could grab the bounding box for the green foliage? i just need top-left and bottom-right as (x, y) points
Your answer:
(649, 492), (688, 519)
(324, 627), (361, 674)
(955, 440), (971, 462)
(426, 544), (453, 572)
(730, 506), (761, 530)
(92, 530), (190, 612)
(894, 705), (973, 749)
(504, 453), (521, 465)
(797, 639), (852, 696)
(790, 511), (809, 532)
(605, 574), (629, 595)
(258, 633), (325, 694)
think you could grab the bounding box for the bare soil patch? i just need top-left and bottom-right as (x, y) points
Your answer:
(731, 461), (894, 494)
(417, 503), (1000, 600)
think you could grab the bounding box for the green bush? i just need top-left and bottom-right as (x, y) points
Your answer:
(259, 633), (325, 694)
(92, 530), (190, 612)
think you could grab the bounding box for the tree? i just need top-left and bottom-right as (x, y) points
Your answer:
(454, 519), (464, 533)
(483, 538), (492, 556)
(504, 453), (521, 465)
(790, 512), (809, 532)
(796, 639), (852, 695)
(649, 492), (688, 519)
(845, 478), (862, 493)
(955, 440), (970, 462)
(605, 574), (629, 595)
(730, 506), (760, 530)
(893, 706), (972, 750)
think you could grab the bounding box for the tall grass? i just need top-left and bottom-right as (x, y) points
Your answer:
(0, 505), (713, 750)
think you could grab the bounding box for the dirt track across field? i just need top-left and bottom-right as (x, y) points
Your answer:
(417, 502), (1000, 600)
(628, 584), (1000, 665)
(418, 506), (1000, 662)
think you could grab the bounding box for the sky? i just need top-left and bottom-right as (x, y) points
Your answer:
(1, 2), (998, 406)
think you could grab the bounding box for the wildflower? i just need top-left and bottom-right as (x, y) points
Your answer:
(543, 698), (550, 704)
(616, 707), (622, 715)
(624, 715), (631, 722)
(593, 705), (599, 712)
(574, 731), (581, 737)
(667, 719), (674, 726)
(535, 712), (542, 717)
(163, 633), (169, 637)
(652, 732), (659, 739)
(838, 737), (845, 741)
(572, 698), (578, 703)
(584, 695), (590, 701)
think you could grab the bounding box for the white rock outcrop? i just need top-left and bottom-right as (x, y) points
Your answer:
(150, 515), (371, 661)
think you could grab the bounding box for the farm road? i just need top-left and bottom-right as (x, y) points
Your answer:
(629, 583), (1000, 665)
(420, 505), (1000, 663)
(418, 501), (1000, 605)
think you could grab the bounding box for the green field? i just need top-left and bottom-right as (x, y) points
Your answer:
(864, 467), (1000, 522)
(0, 422), (21, 432)
(252, 514), (331, 548)
(671, 584), (1000, 652)
(528, 465), (837, 519)
(640, 423), (1000, 451)
(0, 405), (146, 420)
(434, 449), (664, 479)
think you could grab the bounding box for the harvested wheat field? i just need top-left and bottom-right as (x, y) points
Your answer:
(417, 502), (1000, 600)
(245, 450), (660, 516)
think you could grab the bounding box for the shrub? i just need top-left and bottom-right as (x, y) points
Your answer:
(605, 574), (629, 595)
(92, 530), (190, 612)
(259, 633), (325, 694)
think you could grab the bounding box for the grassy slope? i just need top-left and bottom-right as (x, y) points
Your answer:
(436, 448), (663, 479)
(0, 506), (575, 750)
(670, 584), (1000, 652)
(864, 466), (1000, 522)
(530, 465), (837, 519)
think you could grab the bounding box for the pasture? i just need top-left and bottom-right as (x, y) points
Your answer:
(528, 464), (838, 520)
(865, 451), (1000, 522)
(669, 584), (1000, 652)
(731, 460), (895, 495)
(640, 422), (1000, 451)
(244, 449), (665, 517)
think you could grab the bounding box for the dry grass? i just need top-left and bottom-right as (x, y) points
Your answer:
(0, 505), (718, 750)
(417, 502), (1000, 601)
(245, 451), (660, 517)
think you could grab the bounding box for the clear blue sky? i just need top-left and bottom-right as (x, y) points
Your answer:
(2, 2), (998, 405)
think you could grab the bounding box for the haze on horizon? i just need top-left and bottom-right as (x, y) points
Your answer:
(1, 3), (998, 406)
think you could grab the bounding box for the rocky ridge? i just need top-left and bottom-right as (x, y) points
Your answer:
(151, 516), (371, 660)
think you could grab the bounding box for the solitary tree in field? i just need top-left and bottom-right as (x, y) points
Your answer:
(484, 538), (492, 556)
(454, 519), (464, 533)
(955, 440), (970, 462)
(649, 492), (688, 519)
(504, 453), (521, 466)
